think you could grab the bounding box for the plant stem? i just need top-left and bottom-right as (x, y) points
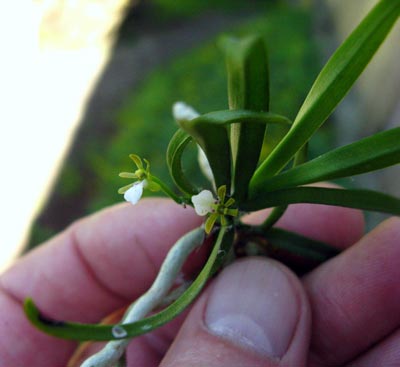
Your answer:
(80, 227), (204, 367)
(149, 175), (190, 205)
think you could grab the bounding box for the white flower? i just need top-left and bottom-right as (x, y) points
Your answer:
(124, 180), (147, 205)
(191, 190), (216, 216)
(172, 101), (199, 122)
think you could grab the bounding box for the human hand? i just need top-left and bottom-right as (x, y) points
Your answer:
(0, 198), (399, 366)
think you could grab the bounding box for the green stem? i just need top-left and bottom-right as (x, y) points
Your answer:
(24, 227), (234, 341)
(149, 175), (190, 205)
(260, 205), (287, 230)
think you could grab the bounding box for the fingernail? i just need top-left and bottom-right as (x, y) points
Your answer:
(204, 258), (299, 358)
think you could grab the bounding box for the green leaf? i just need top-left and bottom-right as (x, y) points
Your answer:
(179, 113), (231, 190)
(179, 109), (290, 190)
(262, 123), (290, 159)
(196, 109), (291, 126)
(251, 0), (400, 191)
(243, 186), (400, 216)
(241, 226), (339, 274)
(24, 226), (234, 341)
(261, 227), (339, 263)
(166, 129), (198, 195)
(220, 35), (270, 201)
(252, 127), (400, 193)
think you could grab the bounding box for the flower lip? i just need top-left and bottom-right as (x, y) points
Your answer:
(124, 180), (147, 205)
(191, 190), (216, 216)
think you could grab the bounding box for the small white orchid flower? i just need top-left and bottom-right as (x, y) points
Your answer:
(124, 180), (147, 205)
(192, 185), (238, 233)
(172, 101), (200, 122)
(191, 190), (216, 216)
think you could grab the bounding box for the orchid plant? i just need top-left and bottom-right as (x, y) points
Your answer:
(24, 1), (400, 366)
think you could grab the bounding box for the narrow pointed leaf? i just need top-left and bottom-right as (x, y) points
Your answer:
(261, 228), (340, 262)
(166, 129), (198, 195)
(243, 187), (400, 216)
(220, 35), (270, 201)
(243, 227), (339, 274)
(252, 127), (400, 193)
(24, 226), (233, 341)
(251, 0), (400, 191)
(195, 110), (291, 126)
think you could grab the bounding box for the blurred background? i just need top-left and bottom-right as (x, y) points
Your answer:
(1, 0), (399, 272)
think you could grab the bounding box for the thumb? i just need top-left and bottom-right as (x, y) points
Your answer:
(161, 258), (311, 367)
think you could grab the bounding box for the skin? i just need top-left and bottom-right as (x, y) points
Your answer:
(0, 196), (399, 366)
